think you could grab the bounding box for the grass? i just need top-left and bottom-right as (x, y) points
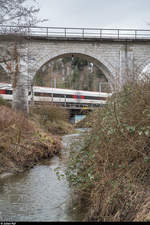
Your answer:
(29, 103), (75, 135)
(0, 100), (75, 175)
(0, 104), (62, 174)
(65, 78), (150, 222)
(0, 96), (11, 107)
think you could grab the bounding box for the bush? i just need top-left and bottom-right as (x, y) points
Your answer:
(65, 79), (150, 221)
(31, 104), (69, 123)
(30, 104), (74, 135)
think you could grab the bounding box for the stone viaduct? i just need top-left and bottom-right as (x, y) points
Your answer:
(0, 26), (150, 112)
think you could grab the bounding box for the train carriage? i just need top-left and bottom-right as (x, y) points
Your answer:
(0, 83), (111, 107)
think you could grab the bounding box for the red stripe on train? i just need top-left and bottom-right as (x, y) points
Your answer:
(72, 95), (85, 99)
(0, 90), (6, 94)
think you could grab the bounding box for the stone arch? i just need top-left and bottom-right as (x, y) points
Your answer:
(31, 52), (115, 90)
(137, 57), (150, 74)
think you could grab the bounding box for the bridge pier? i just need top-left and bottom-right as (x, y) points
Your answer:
(12, 45), (29, 114)
(119, 43), (135, 88)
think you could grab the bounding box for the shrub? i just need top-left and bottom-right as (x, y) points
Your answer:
(31, 104), (69, 123)
(29, 103), (73, 135)
(65, 78), (150, 221)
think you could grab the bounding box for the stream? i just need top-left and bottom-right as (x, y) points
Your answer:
(0, 129), (86, 222)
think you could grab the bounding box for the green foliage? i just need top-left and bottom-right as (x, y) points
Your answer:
(62, 56), (71, 64)
(34, 73), (44, 86)
(71, 67), (80, 89)
(33, 56), (109, 91)
(73, 57), (88, 71)
(66, 143), (96, 190)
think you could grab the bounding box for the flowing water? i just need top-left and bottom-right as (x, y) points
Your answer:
(0, 129), (86, 222)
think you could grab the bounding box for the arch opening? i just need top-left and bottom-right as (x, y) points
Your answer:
(33, 53), (113, 93)
(138, 60), (150, 81)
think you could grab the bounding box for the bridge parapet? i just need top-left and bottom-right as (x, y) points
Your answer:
(1, 25), (150, 41)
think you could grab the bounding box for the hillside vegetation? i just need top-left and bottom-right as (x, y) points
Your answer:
(65, 79), (150, 222)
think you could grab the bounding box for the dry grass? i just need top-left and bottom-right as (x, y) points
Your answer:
(0, 96), (11, 107)
(0, 105), (61, 174)
(30, 103), (74, 135)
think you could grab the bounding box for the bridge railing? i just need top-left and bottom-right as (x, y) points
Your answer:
(1, 25), (150, 40)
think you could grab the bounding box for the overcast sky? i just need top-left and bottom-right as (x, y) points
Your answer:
(37, 0), (150, 29)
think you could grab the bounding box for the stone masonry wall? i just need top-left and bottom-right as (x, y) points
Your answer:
(1, 38), (150, 112)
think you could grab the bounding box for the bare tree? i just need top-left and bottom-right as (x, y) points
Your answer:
(0, 0), (46, 114)
(0, 0), (45, 26)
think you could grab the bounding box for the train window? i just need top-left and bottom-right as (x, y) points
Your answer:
(34, 92), (74, 98)
(6, 90), (13, 95)
(53, 94), (63, 98)
(34, 91), (106, 101)
(65, 94), (73, 98)
(34, 92), (52, 97)
(84, 96), (106, 100)
(0, 90), (13, 95)
(72, 95), (105, 100)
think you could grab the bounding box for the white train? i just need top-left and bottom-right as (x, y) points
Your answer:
(0, 83), (111, 107)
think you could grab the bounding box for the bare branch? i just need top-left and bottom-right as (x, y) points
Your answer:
(0, 0), (47, 28)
